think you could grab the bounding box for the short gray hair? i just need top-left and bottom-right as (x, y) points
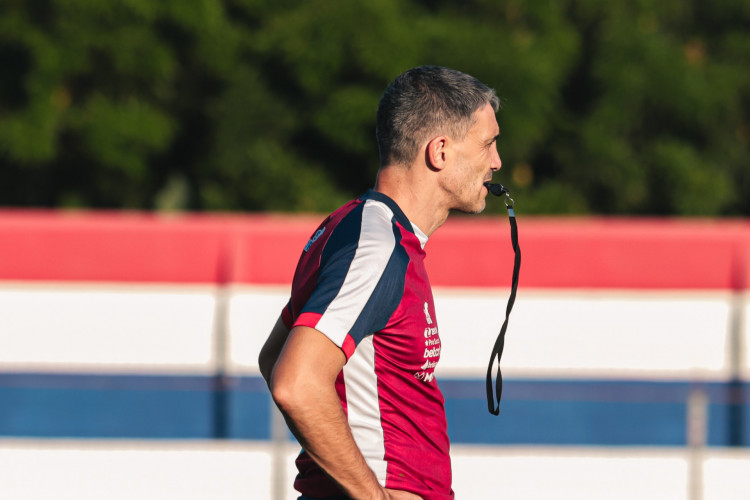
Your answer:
(376, 66), (499, 167)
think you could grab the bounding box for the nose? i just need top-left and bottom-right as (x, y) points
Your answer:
(491, 145), (502, 171)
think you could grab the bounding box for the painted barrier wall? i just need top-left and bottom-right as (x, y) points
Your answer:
(1, 210), (749, 498)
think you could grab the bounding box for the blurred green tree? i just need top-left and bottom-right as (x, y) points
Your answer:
(0, 0), (747, 215)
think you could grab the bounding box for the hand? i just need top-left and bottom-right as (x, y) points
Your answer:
(384, 488), (423, 499)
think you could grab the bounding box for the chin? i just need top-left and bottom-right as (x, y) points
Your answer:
(473, 196), (487, 213)
(455, 200), (486, 215)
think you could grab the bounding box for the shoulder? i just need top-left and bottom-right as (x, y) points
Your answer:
(359, 198), (400, 244)
(325, 198), (400, 257)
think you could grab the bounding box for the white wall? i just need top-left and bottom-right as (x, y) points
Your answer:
(0, 283), (743, 379)
(2, 439), (749, 500)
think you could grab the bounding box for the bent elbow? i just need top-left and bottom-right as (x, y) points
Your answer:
(269, 369), (299, 414)
(258, 353), (273, 384)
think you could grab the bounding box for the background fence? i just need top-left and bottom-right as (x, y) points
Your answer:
(1, 210), (749, 499)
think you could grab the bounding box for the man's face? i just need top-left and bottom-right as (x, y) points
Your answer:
(443, 102), (502, 214)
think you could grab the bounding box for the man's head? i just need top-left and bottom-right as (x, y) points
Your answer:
(376, 66), (500, 168)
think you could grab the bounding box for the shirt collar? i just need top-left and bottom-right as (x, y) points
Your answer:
(361, 189), (428, 248)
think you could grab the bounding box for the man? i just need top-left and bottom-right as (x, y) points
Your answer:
(259, 65), (502, 500)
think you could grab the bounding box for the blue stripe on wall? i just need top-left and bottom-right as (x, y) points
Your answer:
(1, 373), (747, 446)
(441, 379), (747, 446)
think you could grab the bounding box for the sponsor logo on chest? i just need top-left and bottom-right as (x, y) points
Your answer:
(414, 301), (440, 383)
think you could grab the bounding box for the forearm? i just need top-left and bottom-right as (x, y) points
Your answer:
(270, 326), (387, 500)
(275, 382), (386, 499)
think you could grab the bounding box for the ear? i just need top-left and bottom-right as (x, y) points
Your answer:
(425, 136), (449, 171)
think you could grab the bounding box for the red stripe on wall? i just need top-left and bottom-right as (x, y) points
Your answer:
(429, 217), (750, 290)
(0, 211), (227, 283)
(1, 210), (748, 289)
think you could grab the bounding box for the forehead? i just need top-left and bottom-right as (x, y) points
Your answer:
(468, 102), (499, 139)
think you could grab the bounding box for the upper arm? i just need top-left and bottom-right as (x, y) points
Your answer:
(258, 314), (291, 384)
(270, 325), (346, 405)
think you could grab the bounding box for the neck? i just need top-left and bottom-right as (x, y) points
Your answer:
(373, 164), (450, 237)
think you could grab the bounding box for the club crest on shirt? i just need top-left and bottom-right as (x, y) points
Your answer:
(423, 301), (433, 325)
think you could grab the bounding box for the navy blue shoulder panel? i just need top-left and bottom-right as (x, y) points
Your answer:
(300, 192), (411, 343)
(301, 201), (365, 316)
(348, 221), (409, 344)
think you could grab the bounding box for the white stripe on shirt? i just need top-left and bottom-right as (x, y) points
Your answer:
(343, 334), (388, 484)
(316, 199), (397, 346)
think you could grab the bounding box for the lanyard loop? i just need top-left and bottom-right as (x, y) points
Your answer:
(484, 183), (521, 415)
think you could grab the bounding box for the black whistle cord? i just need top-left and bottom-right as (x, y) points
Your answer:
(484, 183), (521, 416)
